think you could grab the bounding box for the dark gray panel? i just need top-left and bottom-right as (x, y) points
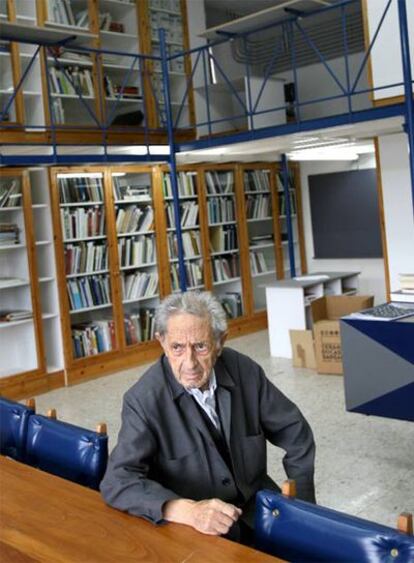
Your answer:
(309, 169), (383, 258)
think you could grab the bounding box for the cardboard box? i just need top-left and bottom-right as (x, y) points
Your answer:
(311, 295), (374, 375)
(290, 330), (316, 369)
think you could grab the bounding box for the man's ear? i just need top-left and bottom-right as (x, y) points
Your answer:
(155, 332), (164, 347)
(217, 331), (228, 355)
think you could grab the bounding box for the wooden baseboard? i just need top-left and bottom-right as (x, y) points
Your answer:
(0, 370), (65, 401)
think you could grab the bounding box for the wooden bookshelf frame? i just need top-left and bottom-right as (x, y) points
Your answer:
(3, 161), (306, 392)
(0, 168), (64, 399)
(2, 0), (196, 145)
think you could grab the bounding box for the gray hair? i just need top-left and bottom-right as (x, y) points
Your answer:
(155, 291), (228, 341)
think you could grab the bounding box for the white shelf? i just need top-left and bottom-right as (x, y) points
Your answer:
(70, 303), (112, 314)
(0, 318), (33, 328)
(39, 277), (55, 283)
(64, 236), (106, 243)
(211, 249), (239, 256)
(150, 7), (181, 16)
(164, 195), (197, 201)
(247, 217), (272, 223)
(0, 206), (22, 211)
(98, 0), (136, 8)
(35, 240), (52, 246)
(120, 263), (157, 270)
(100, 30), (138, 40)
(209, 221), (236, 227)
(114, 199), (152, 205)
(105, 97), (143, 104)
(206, 192), (235, 198)
(170, 255), (202, 262)
(213, 277), (241, 286)
(123, 294), (159, 304)
(281, 240), (298, 245)
(0, 280), (29, 289)
(244, 190), (271, 195)
(279, 214), (297, 219)
(42, 313), (58, 320)
(51, 93), (94, 99)
(60, 201), (104, 207)
(66, 270), (109, 278)
(252, 270), (276, 278)
(250, 243), (274, 250)
(0, 244), (26, 250)
(32, 204), (48, 209)
(47, 56), (93, 67)
(117, 230), (155, 238)
(167, 225), (199, 232)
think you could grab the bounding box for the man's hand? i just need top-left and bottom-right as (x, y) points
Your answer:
(163, 498), (242, 535)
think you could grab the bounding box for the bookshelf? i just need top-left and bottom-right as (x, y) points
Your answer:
(241, 164), (282, 312)
(2, 161), (306, 395)
(0, 168), (64, 398)
(110, 167), (160, 346)
(1, 0), (195, 140)
(51, 169), (118, 361)
(202, 166), (245, 320)
(139, 0), (195, 130)
(162, 167), (206, 293)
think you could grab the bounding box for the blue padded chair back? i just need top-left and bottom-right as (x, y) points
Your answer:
(0, 397), (35, 461)
(255, 490), (414, 563)
(26, 414), (108, 490)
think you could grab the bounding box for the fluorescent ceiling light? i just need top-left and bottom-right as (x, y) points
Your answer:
(112, 172), (126, 177)
(287, 148), (359, 161)
(149, 145), (170, 155)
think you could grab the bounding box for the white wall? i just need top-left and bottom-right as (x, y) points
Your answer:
(274, 52), (370, 121)
(365, 0), (414, 101)
(299, 155), (387, 303)
(377, 133), (414, 291)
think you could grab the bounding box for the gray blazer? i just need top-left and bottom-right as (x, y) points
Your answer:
(100, 348), (316, 524)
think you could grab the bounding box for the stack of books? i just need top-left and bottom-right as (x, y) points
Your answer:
(391, 273), (414, 303)
(0, 310), (33, 322)
(0, 223), (20, 245)
(219, 292), (242, 319)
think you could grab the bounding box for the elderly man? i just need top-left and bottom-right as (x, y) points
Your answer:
(101, 291), (315, 543)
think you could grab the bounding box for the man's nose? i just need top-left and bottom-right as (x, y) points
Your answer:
(183, 344), (197, 365)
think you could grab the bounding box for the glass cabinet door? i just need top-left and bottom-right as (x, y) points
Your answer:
(244, 168), (277, 311)
(112, 170), (159, 345)
(0, 173), (39, 375)
(204, 169), (244, 319)
(58, 171), (116, 359)
(163, 170), (205, 293)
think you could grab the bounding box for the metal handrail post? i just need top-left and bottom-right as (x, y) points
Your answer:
(159, 27), (187, 292)
(397, 0), (414, 219)
(281, 154), (296, 278)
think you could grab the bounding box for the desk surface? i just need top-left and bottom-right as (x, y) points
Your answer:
(0, 457), (279, 562)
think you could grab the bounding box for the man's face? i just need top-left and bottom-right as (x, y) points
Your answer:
(156, 313), (226, 390)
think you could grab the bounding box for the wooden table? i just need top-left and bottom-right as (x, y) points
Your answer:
(0, 457), (280, 562)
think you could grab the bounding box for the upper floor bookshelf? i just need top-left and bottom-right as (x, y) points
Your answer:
(0, 0), (195, 142)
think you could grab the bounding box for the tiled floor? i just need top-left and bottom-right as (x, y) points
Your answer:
(33, 330), (414, 528)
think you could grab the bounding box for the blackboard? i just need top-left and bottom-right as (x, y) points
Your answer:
(309, 169), (383, 258)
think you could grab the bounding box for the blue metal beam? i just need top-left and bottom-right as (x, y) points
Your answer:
(159, 28), (187, 293)
(0, 154), (166, 166)
(397, 0), (414, 219)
